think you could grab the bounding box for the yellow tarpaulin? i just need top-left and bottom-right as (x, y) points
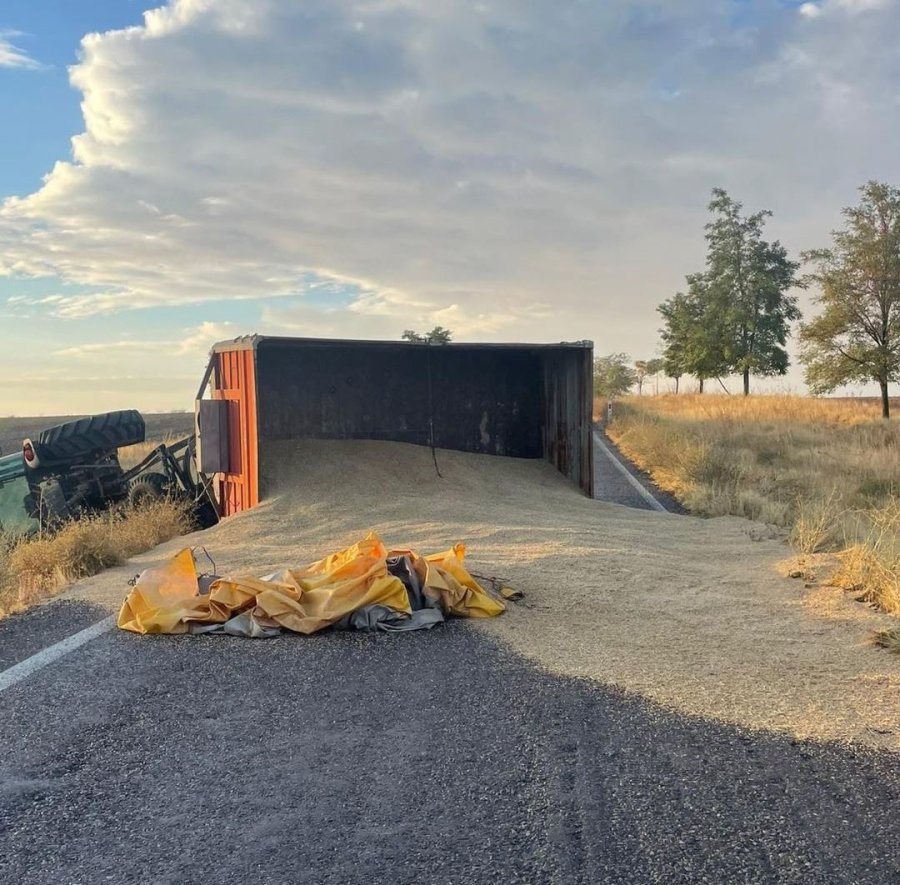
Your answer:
(117, 533), (506, 636)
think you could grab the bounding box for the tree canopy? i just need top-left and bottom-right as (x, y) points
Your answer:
(657, 188), (801, 394)
(593, 353), (637, 399)
(705, 189), (801, 394)
(658, 274), (731, 392)
(799, 181), (900, 418)
(401, 326), (453, 344)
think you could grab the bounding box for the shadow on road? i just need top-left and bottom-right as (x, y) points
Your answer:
(0, 622), (896, 884)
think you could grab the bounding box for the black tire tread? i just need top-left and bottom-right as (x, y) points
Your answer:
(128, 472), (169, 508)
(35, 410), (146, 462)
(37, 479), (71, 525)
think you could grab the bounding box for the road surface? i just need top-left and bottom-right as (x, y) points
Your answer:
(593, 426), (683, 513)
(1, 443), (899, 884)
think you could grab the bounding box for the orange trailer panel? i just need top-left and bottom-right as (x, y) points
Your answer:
(213, 349), (259, 516)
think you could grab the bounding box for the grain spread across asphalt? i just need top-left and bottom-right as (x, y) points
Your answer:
(65, 438), (900, 749)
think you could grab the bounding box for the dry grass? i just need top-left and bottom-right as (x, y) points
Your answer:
(790, 491), (844, 556)
(830, 501), (900, 615)
(604, 395), (898, 528)
(873, 627), (900, 653)
(604, 394), (900, 624)
(0, 540), (16, 617)
(118, 435), (180, 469)
(0, 499), (192, 620)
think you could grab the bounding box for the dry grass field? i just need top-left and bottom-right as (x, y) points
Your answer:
(603, 394), (900, 624)
(0, 499), (191, 619)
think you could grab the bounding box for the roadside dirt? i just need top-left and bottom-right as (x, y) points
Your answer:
(61, 439), (900, 749)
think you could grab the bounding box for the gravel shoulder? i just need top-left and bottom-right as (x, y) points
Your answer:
(58, 438), (900, 750)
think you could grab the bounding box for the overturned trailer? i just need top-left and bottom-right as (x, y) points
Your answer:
(195, 336), (594, 517)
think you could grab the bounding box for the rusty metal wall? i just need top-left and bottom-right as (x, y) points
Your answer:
(254, 341), (543, 469)
(541, 348), (594, 496)
(213, 349), (259, 516)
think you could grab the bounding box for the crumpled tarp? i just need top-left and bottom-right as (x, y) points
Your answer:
(117, 533), (508, 637)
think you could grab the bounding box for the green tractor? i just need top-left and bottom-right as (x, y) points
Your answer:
(0, 410), (218, 537)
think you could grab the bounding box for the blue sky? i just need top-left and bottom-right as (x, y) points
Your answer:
(0, 1), (145, 198)
(1, 0), (898, 413)
(0, 0), (371, 412)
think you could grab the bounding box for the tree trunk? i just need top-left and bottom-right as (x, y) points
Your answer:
(880, 380), (891, 419)
(699, 378), (705, 394)
(675, 377), (680, 394)
(743, 369), (750, 397)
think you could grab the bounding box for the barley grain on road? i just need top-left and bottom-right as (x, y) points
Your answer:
(1, 440), (899, 884)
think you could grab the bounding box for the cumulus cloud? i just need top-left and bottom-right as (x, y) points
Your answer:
(0, 30), (41, 69)
(2, 0), (900, 354)
(177, 320), (241, 354)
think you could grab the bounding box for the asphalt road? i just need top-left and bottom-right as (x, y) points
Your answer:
(2, 444), (899, 883)
(2, 624), (899, 884)
(593, 426), (684, 514)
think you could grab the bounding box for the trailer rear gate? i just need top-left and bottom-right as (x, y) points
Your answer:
(197, 336), (594, 517)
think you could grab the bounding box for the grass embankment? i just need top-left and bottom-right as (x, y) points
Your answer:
(603, 395), (900, 630)
(0, 499), (192, 620)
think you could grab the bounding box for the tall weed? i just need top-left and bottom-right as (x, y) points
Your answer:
(0, 499), (191, 620)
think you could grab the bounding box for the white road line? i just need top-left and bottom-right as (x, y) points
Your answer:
(593, 430), (668, 513)
(0, 614), (117, 694)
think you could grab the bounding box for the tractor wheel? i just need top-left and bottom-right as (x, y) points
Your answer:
(128, 473), (169, 509)
(34, 410), (146, 463)
(37, 479), (71, 527)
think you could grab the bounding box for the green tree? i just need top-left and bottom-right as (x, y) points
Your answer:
(704, 188), (802, 395)
(401, 326), (453, 344)
(633, 358), (665, 395)
(658, 275), (730, 393)
(800, 181), (900, 419)
(645, 358), (665, 395)
(634, 360), (649, 395)
(658, 300), (688, 394)
(593, 353), (637, 399)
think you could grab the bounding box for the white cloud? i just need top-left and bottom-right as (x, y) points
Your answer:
(835, 0), (892, 11)
(51, 322), (241, 362)
(1, 0), (900, 360)
(799, 0), (892, 17)
(54, 340), (167, 358)
(177, 321), (241, 354)
(0, 30), (41, 69)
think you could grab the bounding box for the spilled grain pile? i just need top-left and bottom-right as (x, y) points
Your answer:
(66, 439), (900, 749)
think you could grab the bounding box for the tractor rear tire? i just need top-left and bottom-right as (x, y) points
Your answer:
(37, 479), (71, 527)
(35, 410), (146, 463)
(128, 473), (169, 509)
